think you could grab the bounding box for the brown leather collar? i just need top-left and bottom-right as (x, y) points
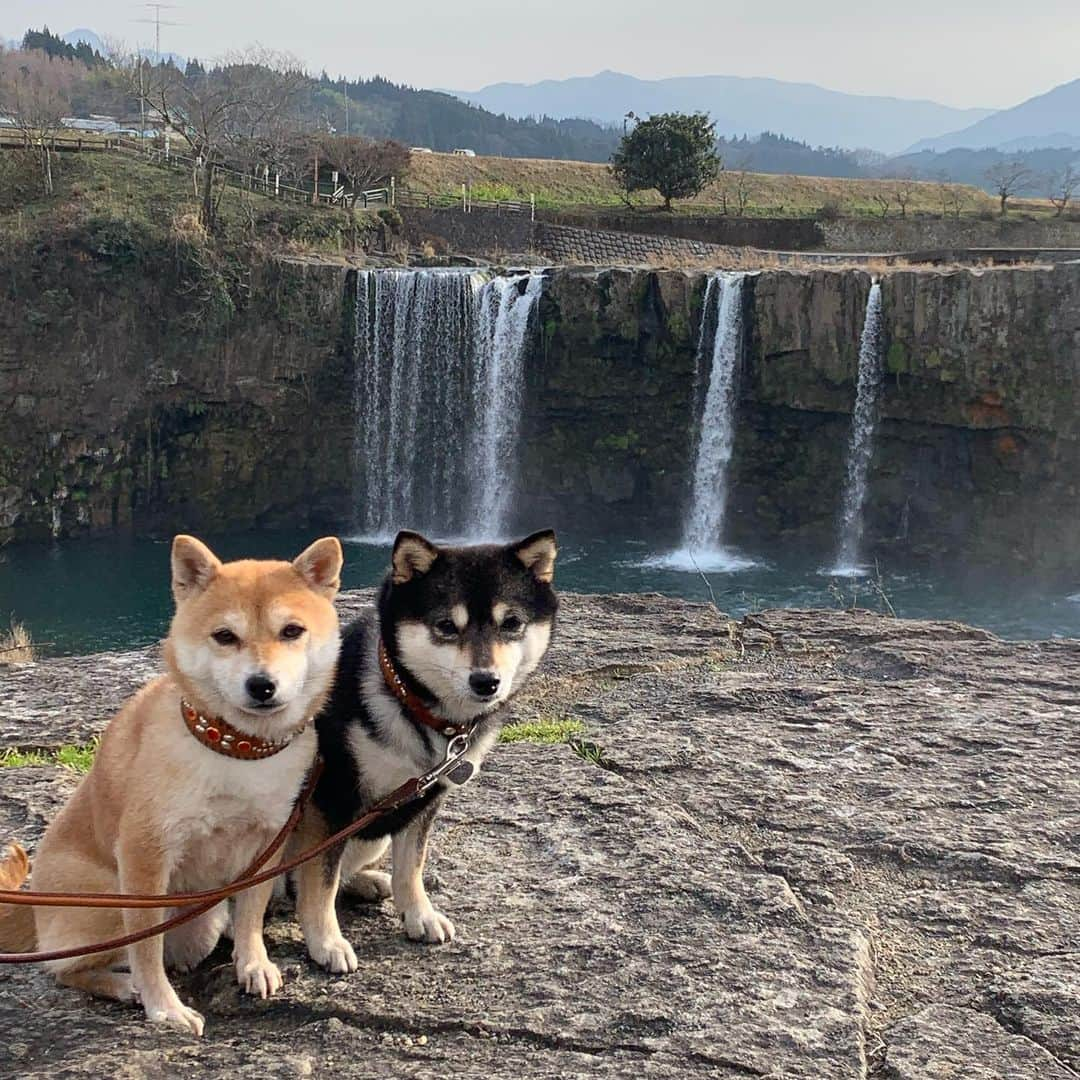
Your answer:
(180, 699), (305, 760)
(378, 639), (470, 738)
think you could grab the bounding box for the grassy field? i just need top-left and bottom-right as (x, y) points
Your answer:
(406, 151), (1006, 218)
(0, 150), (377, 255)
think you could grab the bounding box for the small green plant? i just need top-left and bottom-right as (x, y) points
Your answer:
(469, 182), (518, 203)
(500, 716), (585, 744)
(568, 736), (617, 771)
(0, 740), (97, 773)
(869, 559), (896, 617)
(595, 431), (640, 453)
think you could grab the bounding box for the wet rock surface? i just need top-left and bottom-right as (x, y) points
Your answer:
(1, 594), (1077, 1078)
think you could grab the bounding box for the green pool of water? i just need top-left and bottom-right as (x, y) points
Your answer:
(2, 530), (1079, 657)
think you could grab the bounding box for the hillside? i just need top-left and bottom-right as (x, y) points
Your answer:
(891, 146), (1080, 196)
(331, 77), (618, 161)
(908, 77), (1080, 153)
(405, 150), (997, 216)
(449, 70), (994, 155)
(7, 26), (622, 164)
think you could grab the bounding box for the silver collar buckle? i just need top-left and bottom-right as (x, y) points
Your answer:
(417, 733), (474, 793)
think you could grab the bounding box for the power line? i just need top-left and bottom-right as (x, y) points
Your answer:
(133, 3), (181, 59)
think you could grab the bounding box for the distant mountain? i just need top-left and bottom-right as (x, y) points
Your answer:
(322, 76), (619, 162)
(889, 145), (1080, 194)
(62, 26), (185, 67)
(448, 70), (994, 155)
(62, 28), (105, 53)
(907, 78), (1080, 153)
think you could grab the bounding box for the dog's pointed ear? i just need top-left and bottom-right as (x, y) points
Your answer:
(392, 531), (439, 584)
(511, 529), (557, 583)
(171, 535), (222, 604)
(293, 537), (343, 598)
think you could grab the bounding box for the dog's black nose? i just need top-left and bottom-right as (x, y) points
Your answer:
(469, 671), (500, 698)
(246, 673), (277, 703)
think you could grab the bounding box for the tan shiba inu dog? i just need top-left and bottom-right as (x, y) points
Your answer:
(0, 535), (343, 1036)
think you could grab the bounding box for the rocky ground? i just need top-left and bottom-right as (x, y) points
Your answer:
(1, 593), (1077, 1079)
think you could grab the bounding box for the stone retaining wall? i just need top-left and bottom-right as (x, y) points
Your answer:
(540, 210), (824, 250)
(402, 208), (739, 265)
(402, 206), (534, 258)
(821, 214), (1080, 252)
(532, 222), (735, 264)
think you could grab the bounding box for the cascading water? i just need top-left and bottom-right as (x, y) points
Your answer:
(830, 280), (885, 575)
(351, 268), (543, 541)
(471, 273), (546, 537)
(648, 271), (756, 572)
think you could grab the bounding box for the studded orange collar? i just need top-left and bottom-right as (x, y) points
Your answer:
(377, 640), (470, 738)
(180, 699), (305, 760)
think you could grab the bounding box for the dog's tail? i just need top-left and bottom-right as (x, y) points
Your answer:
(0, 844), (37, 952)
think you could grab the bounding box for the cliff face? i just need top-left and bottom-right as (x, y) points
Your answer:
(527, 265), (1080, 575)
(3, 255), (1079, 577)
(0, 255), (356, 543)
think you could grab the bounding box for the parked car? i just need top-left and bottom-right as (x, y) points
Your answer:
(452, 148), (477, 157)
(410, 146), (434, 154)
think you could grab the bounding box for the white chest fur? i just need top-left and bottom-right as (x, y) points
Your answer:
(158, 724), (317, 891)
(352, 652), (499, 804)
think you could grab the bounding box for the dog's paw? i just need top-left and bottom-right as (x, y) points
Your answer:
(236, 957), (283, 999)
(144, 1000), (205, 1036)
(344, 869), (392, 902)
(402, 904), (455, 944)
(308, 934), (358, 974)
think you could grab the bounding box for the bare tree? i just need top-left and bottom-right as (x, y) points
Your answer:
(891, 170), (918, 217)
(730, 153), (754, 215)
(871, 191), (891, 219)
(934, 171), (953, 218)
(311, 135), (409, 248)
(317, 135), (409, 195)
(0, 49), (83, 195)
(128, 47), (308, 229)
(1045, 164), (1079, 217)
(984, 159), (1032, 217)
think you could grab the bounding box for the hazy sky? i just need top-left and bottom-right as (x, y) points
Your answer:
(5, 1), (1079, 110)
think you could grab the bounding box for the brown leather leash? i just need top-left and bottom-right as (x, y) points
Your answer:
(0, 732), (472, 965)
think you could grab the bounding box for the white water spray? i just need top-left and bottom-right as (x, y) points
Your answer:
(351, 268), (543, 541)
(830, 281), (885, 576)
(648, 271), (755, 573)
(470, 272), (545, 540)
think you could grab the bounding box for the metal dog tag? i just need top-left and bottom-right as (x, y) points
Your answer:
(444, 760), (475, 786)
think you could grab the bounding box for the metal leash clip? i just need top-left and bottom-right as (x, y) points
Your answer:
(416, 733), (474, 793)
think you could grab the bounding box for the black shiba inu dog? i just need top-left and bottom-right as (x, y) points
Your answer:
(293, 528), (558, 972)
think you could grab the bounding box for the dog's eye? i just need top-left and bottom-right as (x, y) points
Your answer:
(434, 618), (458, 637)
(280, 623), (306, 641)
(211, 628), (239, 646)
(501, 615), (524, 633)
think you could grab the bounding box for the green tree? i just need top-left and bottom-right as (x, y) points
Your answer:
(610, 112), (721, 210)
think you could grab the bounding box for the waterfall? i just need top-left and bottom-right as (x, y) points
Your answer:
(831, 281), (885, 575)
(683, 271), (748, 557)
(646, 271), (755, 573)
(351, 268), (543, 541)
(471, 272), (546, 538)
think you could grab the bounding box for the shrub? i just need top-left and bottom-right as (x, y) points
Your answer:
(377, 206), (403, 230)
(0, 620), (36, 664)
(817, 199), (842, 222)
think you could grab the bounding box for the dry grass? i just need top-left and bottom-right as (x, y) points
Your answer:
(406, 151), (1000, 218)
(0, 620), (36, 664)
